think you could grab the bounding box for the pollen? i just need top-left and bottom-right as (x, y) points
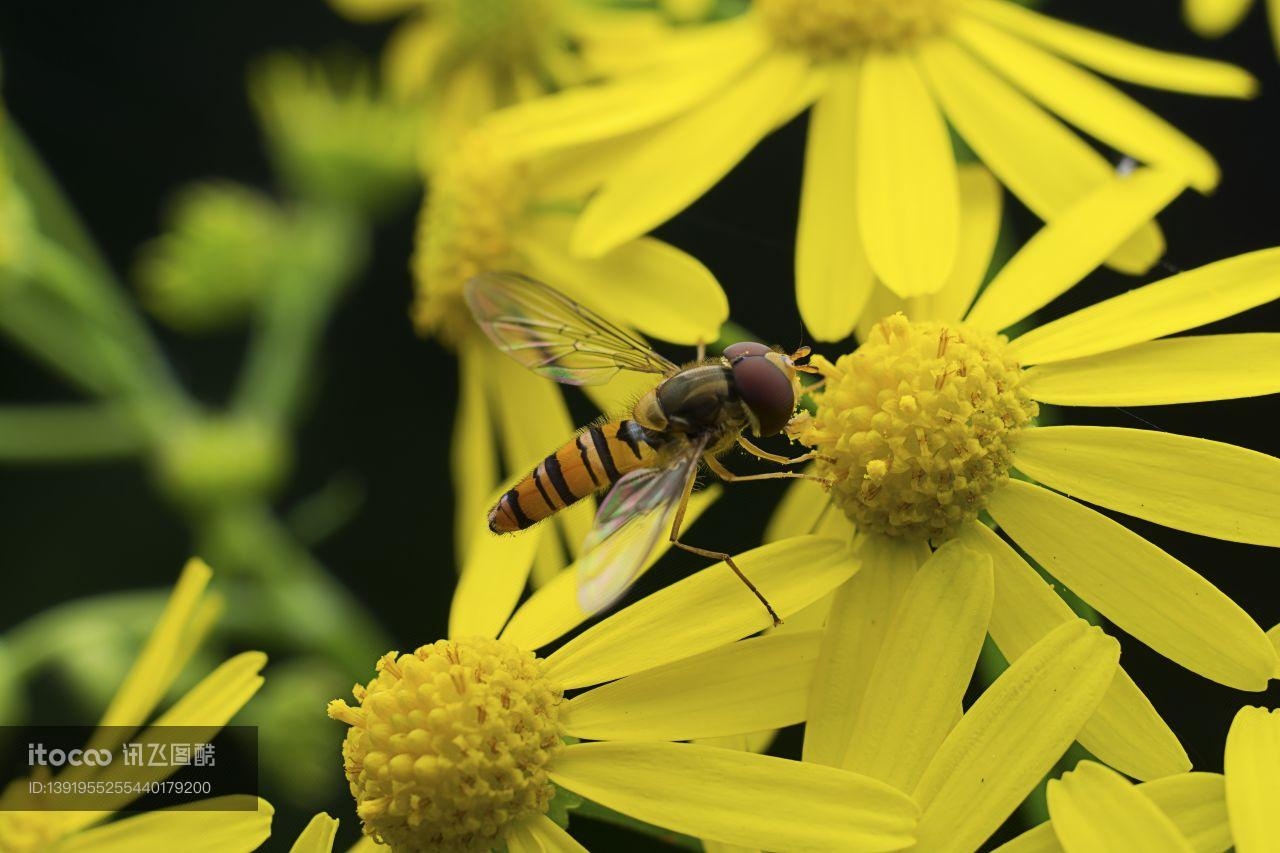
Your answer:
(794, 313), (1037, 541)
(757, 0), (956, 56)
(329, 637), (565, 853)
(412, 132), (530, 346)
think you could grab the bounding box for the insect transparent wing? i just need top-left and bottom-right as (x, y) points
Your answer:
(576, 439), (706, 616)
(464, 271), (680, 386)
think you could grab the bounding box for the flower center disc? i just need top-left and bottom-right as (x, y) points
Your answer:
(757, 0), (956, 56)
(796, 314), (1037, 541)
(329, 637), (564, 853)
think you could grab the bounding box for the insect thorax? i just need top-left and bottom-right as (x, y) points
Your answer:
(641, 365), (747, 446)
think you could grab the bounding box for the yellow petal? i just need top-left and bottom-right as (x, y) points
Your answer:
(550, 741), (918, 853)
(420, 61), (497, 172)
(289, 813), (339, 853)
(506, 814), (589, 853)
(1008, 246), (1280, 365)
(563, 631), (820, 741)
(1022, 334), (1280, 406)
(965, 0), (1257, 97)
(922, 165), (1004, 324)
(766, 477), (853, 543)
(955, 18), (1217, 191)
(797, 64), (874, 342)
(913, 620), (1120, 853)
(843, 542), (994, 793)
(499, 489), (716, 651)
(488, 343), (577, 475)
(57, 798), (274, 853)
(1184, 0), (1255, 37)
(153, 651), (267, 727)
(857, 50), (959, 298)
(916, 37), (1163, 275)
(518, 217), (727, 345)
(1224, 706), (1280, 853)
(965, 168), (1185, 333)
(454, 342), (499, 562)
(1048, 761), (1195, 853)
(1270, 0), (1280, 62)
(328, 0), (420, 22)
(572, 53), (818, 257)
(1270, 624), (1280, 657)
(382, 17), (445, 101)
(543, 536), (857, 689)
(960, 520), (1189, 781)
(989, 479), (1278, 690)
(804, 536), (926, 766)
(1015, 426), (1280, 546)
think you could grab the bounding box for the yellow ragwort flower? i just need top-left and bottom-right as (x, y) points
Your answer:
(0, 559), (272, 852)
(488, 0), (1256, 340)
(772, 164), (1280, 790)
(328, 0), (669, 169)
(329, 529), (920, 851)
(413, 128), (727, 576)
(996, 705), (1280, 852)
(1185, 0), (1280, 59)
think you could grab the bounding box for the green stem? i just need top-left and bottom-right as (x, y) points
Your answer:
(571, 798), (703, 851)
(0, 403), (146, 462)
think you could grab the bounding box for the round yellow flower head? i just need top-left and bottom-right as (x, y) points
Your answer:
(412, 133), (530, 345)
(757, 0), (957, 56)
(794, 313), (1037, 541)
(329, 637), (565, 853)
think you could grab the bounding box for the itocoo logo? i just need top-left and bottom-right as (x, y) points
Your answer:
(27, 743), (113, 767)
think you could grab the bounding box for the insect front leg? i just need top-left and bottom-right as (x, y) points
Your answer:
(736, 436), (820, 466)
(704, 453), (829, 486)
(669, 466), (782, 626)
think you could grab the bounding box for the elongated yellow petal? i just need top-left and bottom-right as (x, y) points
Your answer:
(57, 798), (274, 853)
(454, 342), (499, 562)
(551, 742), (918, 852)
(797, 64), (873, 342)
(857, 50), (958, 298)
(544, 536), (856, 689)
(766, 477), (853, 543)
(382, 17), (445, 101)
(1270, 624), (1280, 656)
(1015, 426), (1280, 546)
(488, 343), (577, 474)
(1048, 761), (1195, 853)
(916, 37), (1163, 275)
(922, 165), (1003, 324)
(995, 772), (1232, 853)
(153, 651), (266, 727)
(956, 18), (1217, 191)
(289, 813), (339, 853)
(1225, 706), (1280, 853)
(966, 168), (1185, 333)
(1009, 247), (1280, 365)
(573, 53), (818, 257)
(1270, 0), (1280, 62)
(506, 814), (589, 852)
(960, 521), (1189, 780)
(965, 0), (1257, 97)
(843, 543), (993, 792)
(1023, 334), (1280, 406)
(913, 620), (1120, 853)
(989, 479), (1277, 689)
(518, 217), (727, 345)
(563, 632), (820, 741)
(451, 477), (543, 641)
(1184, 0), (1254, 37)
(499, 489), (716, 651)
(803, 536), (926, 766)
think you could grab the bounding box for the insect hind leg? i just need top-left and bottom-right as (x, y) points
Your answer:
(704, 453), (829, 485)
(736, 436), (820, 466)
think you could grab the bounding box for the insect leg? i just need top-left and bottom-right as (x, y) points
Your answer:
(668, 465), (782, 626)
(736, 436), (819, 465)
(695, 338), (706, 362)
(704, 453), (829, 485)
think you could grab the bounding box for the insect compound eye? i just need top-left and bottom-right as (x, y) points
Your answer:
(731, 356), (795, 437)
(722, 341), (773, 362)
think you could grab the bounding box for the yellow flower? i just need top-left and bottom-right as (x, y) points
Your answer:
(328, 0), (668, 169)
(488, 0), (1255, 340)
(1185, 0), (1280, 58)
(0, 559), (272, 851)
(328, 530), (921, 851)
(288, 812), (379, 852)
(414, 129), (727, 575)
(773, 164), (1280, 788)
(996, 705), (1280, 852)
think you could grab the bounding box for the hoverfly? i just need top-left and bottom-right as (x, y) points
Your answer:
(464, 272), (820, 624)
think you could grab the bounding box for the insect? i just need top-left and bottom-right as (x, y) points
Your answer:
(464, 272), (821, 624)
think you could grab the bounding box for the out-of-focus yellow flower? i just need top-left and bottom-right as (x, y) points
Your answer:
(329, 527), (920, 851)
(414, 128), (727, 574)
(287, 812), (380, 853)
(250, 53), (421, 216)
(0, 559), (272, 851)
(489, 0), (1255, 340)
(772, 165), (1280, 789)
(328, 0), (668, 170)
(1185, 0), (1280, 58)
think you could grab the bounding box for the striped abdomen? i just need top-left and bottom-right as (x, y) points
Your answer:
(489, 420), (659, 533)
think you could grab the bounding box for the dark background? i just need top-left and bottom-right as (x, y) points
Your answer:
(1, 1), (1278, 849)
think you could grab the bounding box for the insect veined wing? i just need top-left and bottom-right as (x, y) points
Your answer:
(576, 437), (707, 616)
(464, 271), (680, 386)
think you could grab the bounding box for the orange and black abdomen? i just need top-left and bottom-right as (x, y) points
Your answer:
(489, 420), (659, 533)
